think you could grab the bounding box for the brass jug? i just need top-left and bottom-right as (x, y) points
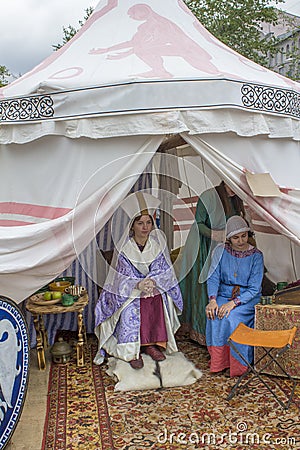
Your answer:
(50, 337), (73, 364)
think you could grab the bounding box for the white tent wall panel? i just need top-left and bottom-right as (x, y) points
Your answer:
(177, 154), (221, 198)
(23, 166), (154, 346)
(198, 132), (300, 189)
(0, 135), (162, 303)
(182, 133), (300, 283)
(174, 154), (221, 248)
(255, 233), (300, 283)
(0, 135), (158, 208)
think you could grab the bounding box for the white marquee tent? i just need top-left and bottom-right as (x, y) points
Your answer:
(1, 0), (300, 323)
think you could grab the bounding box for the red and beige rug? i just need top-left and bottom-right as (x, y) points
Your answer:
(42, 333), (300, 450)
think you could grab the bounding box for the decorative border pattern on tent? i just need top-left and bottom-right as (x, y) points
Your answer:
(241, 83), (300, 118)
(0, 96), (54, 121)
(2, 81), (300, 123)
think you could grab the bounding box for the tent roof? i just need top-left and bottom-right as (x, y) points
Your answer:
(1, 0), (300, 127)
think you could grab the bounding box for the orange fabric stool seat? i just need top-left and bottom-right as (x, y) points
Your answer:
(227, 323), (297, 409)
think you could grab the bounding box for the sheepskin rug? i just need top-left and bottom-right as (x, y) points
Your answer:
(106, 352), (203, 391)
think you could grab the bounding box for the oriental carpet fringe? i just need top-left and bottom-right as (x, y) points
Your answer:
(42, 332), (300, 450)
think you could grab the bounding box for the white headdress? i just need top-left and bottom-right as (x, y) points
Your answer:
(226, 216), (250, 239)
(120, 191), (161, 220)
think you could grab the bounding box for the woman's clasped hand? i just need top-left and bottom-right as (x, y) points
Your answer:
(206, 298), (235, 319)
(138, 278), (156, 297)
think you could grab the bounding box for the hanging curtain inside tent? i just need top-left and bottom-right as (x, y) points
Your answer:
(157, 148), (182, 251)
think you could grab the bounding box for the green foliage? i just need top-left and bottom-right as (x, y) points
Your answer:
(0, 65), (11, 86)
(53, 7), (94, 50)
(184, 0), (284, 67)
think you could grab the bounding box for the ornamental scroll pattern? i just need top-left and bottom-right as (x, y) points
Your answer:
(0, 95), (54, 121)
(241, 84), (300, 118)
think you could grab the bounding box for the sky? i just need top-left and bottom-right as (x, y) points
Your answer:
(272, 0), (300, 15)
(0, 0), (99, 77)
(1, 0), (300, 78)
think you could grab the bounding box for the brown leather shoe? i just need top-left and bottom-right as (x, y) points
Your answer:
(129, 356), (144, 369)
(223, 368), (231, 378)
(144, 345), (166, 361)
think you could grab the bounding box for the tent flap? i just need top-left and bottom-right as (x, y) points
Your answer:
(1, 108), (300, 145)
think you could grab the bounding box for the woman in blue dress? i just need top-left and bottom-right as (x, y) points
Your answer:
(205, 216), (264, 377)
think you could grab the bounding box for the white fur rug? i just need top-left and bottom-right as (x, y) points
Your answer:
(106, 352), (202, 392)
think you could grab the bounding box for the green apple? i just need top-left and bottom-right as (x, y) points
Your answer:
(52, 291), (62, 300)
(44, 291), (52, 301)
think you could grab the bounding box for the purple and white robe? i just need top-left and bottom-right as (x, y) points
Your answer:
(94, 235), (183, 364)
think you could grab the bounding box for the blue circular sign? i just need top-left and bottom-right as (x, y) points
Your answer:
(0, 297), (30, 449)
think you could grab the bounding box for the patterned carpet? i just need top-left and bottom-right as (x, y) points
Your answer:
(42, 332), (300, 450)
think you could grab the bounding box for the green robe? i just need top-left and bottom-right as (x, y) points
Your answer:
(179, 187), (240, 345)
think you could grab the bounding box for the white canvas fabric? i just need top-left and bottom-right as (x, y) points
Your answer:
(1, 0), (298, 129)
(1, 0), (300, 303)
(0, 136), (162, 301)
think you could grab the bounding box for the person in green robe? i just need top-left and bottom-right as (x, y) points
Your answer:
(179, 181), (245, 345)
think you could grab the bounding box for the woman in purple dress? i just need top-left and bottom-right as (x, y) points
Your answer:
(94, 194), (183, 369)
(205, 216), (264, 377)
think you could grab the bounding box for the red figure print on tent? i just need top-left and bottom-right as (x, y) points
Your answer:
(89, 3), (219, 78)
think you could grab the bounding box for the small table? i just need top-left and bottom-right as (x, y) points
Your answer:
(26, 293), (89, 370)
(255, 303), (300, 379)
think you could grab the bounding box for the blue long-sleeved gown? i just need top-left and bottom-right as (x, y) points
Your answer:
(206, 243), (264, 376)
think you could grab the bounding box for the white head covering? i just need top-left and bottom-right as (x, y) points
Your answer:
(106, 191), (168, 289)
(111, 191), (163, 254)
(120, 191), (161, 219)
(226, 215), (250, 239)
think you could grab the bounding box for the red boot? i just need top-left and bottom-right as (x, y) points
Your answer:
(129, 355), (144, 369)
(144, 345), (166, 361)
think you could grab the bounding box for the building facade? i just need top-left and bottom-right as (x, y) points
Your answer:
(262, 10), (300, 80)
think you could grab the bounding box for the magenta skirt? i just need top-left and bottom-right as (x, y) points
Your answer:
(140, 292), (167, 345)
